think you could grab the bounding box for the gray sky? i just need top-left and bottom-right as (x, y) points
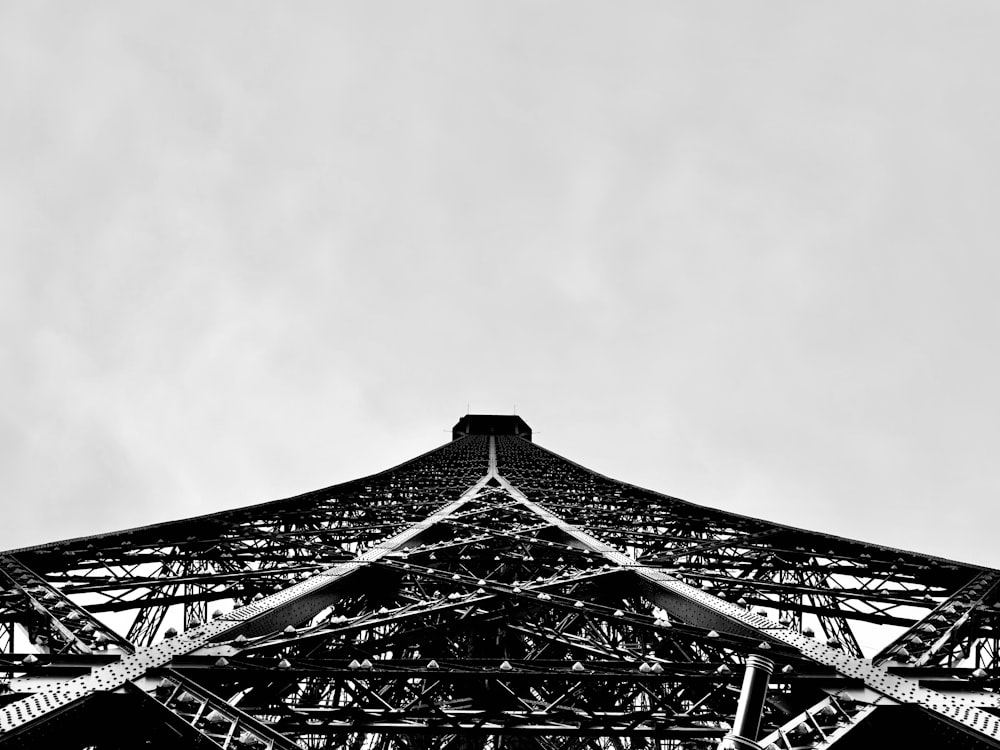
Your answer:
(2, 2), (999, 567)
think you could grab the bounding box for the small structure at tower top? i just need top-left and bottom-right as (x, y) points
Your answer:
(452, 414), (532, 441)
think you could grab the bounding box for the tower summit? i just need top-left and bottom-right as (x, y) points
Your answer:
(0, 415), (998, 748)
(452, 413), (532, 440)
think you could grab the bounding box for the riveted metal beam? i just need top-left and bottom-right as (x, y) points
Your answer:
(492, 441), (1000, 747)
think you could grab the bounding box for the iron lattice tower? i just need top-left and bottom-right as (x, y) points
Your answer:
(1, 414), (999, 749)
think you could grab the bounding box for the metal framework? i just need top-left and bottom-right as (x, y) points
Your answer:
(1, 415), (998, 748)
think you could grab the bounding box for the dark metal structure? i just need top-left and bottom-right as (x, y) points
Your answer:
(1, 414), (998, 748)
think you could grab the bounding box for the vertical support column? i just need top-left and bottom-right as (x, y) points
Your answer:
(719, 654), (775, 750)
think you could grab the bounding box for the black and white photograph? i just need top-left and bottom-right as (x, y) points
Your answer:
(2, 3), (999, 747)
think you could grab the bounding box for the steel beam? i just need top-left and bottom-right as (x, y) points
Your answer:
(492, 443), (1000, 747)
(0, 467), (496, 741)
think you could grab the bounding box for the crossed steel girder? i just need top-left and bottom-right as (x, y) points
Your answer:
(0, 428), (998, 748)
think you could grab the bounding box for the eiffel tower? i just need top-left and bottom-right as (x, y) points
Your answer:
(1, 414), (998, 749)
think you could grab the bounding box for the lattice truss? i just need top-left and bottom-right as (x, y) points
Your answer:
(1, 428), (999, 749)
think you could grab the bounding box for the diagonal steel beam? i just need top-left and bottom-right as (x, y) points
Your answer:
(489, 439), (1000, 747)
(757, 571), (1000, 749)
(0, 555), (129, 655)
(874, 570), (1000, 667)
(0, 470), (498, 741)
(755, 694), (871, 749)
(0, 558), (304, 749)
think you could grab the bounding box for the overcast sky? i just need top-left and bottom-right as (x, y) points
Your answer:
(2, 2), (999, 568)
